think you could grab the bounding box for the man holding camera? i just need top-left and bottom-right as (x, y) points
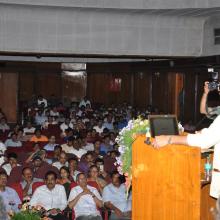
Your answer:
(200, 81), (220, 119)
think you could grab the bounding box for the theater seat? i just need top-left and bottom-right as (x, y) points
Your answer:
(7, 166), (23, 185)
(32, 181), (45, 193)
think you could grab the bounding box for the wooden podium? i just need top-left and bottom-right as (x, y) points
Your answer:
(132, 135), (216, 220)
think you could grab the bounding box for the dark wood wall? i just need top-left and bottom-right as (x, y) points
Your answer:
(0, 61), (217, 124)
(0, 72), (18, 122)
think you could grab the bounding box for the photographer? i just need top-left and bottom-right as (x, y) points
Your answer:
(200, 80), (220, 119)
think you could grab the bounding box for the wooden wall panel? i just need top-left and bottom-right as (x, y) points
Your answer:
(87, 73), (108, 104)
(152, 72), (169, 113)
(36, 72), (61, 99)
(19, 72), (34, 101)
(87, 72), (131, 106)
(167, 72), (184, 117)
(0, 72), (18, 122)
(133, 72), (152, 108)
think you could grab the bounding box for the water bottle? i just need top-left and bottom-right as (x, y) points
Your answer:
(204, 155), (212, 181)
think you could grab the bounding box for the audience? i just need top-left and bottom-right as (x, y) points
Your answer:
(20, 167), (42, 198)
(5, 133), (22, 148)
(68, 173), (102, 220)
(57, 166), (72, 198)
(100, 135), (114, 156)
(68, 157), (80, 181)
(37, 95), (48, 108)
(30, 171), (68, 220)
(35, 109), (48, 126)
(23, 121), (35, 134)
(103, 171), (132, 220)
(60, 118), (74, 133)
(78, 152), (94, 173)
(30, 129), (49, 142)
(0, 118), (10, 133)
(0, 171), (21, 214)
(87, 165), (107, 194)
(44, 135), (57, 151)
(0, 97), (154, 217)
(2, 153), (21, 176)
(52, 151), (68, 170)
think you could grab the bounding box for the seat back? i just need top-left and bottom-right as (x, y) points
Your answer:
(32, 181), (45, 193)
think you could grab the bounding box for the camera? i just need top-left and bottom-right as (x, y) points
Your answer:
(208, 72), (220, 91)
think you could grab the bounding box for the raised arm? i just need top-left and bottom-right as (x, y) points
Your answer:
(200, 82), (209, 115)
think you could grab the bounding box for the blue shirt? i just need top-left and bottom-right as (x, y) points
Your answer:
(0, 187), (21, 212)
(100, 144), (114, 155)
(102, 183), (131, 213)
(4, 139), (22, 147)
(103, 122), (114, 131)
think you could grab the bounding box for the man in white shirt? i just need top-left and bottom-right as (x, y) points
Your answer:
(2, 153), (21, 176)
(79, 96), (91, 108)
(30, 171), (68, 220)
(62, 137), (74, 154)
(0, 117), (10, 132)
(60, 118), (74, 133)
(93, 120), (105, 135)
(68, 173), (102, 220)
(52, 152), (68, 170)
(37, 95), (48, 108)
(67, 138), (87, 160)
(4, 133), (22, 148)
(23, 121), (36, 134)
(20, 167), (42, 197)
(153, 115), (220, 199)
(103, 172), (131, 220)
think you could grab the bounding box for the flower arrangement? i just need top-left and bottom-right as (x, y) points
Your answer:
(115, 117), (150, 194)
(11, 210), (41, 220)
(11, 204), (52, 220)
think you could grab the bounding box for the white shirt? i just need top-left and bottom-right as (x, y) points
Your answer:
(61, 144), (73, 154)
(30, 184), (67, 211)
(102, 183), (131, 212)
(82, 143), (94, 151)
(69, 148), (87, 159)
(23, 127), (36, 134)
(0, 142), (6, 154)
(60, 122), (74, 132)
(93, 126), (105, 134)
(37, 98), (48, 107)
(187, 115), (220, 198)
(0, 123), (10, 132)
(71, 170), (80, 182)
(79, 100), (91, 108)
(68, 185), (102, 217)
(52, 161), (68, 170)
(2, 164), (21, 175)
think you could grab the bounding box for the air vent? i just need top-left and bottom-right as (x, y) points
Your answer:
(214, 28), (220, 45)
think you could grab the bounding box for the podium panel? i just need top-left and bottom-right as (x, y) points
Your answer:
(132, 136), (201, 220)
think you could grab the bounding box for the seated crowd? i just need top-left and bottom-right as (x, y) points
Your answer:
(0, 95), (160, 220)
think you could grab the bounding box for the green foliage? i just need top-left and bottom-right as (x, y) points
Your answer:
(11, 210), (41, 220)
(116, 118), (150, 177)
